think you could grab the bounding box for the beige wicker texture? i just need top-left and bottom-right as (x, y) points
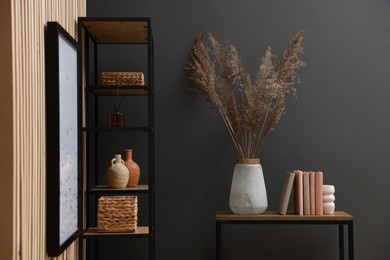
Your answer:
(97, 196), (138, 233)
(101, 72), (145, 86)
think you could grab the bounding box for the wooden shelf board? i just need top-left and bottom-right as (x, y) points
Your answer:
(216, 211), (353, 222)
(82, 20), (149, 44)
(83, 226), (150, 238)
(90, 185), (149, 193)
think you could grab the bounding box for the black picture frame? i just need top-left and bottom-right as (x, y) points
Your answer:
(45, 21), (82, 257)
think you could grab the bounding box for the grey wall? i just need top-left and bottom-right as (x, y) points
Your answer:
(87, 0), (390, 259)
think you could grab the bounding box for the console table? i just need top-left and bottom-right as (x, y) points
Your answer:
(216, 211), (354, 260)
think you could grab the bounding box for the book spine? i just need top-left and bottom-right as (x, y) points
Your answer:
(315, 171), (324, 215)
(303, 171), (310, 215)
(294, 170), (303, 215)
(278, 171), (295, 215)
(309, 171), (316, 215)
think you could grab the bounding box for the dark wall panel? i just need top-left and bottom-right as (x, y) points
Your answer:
(87, 1), (390, 259)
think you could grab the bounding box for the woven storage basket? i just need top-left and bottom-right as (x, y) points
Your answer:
(97, 196), (138, 233)
(100, 72), (145, 86)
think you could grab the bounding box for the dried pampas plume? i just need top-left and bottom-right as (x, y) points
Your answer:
(186, 31), (305, 159)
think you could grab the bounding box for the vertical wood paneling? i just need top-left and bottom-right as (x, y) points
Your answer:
(0, 0), (14, 259)
(2, 0), (86, 259)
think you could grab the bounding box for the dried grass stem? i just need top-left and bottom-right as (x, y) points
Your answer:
(186, 31), (305, 159)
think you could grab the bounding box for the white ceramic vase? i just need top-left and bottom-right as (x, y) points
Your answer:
(229, 159), (268, 214)
(106, 154), (129, 189)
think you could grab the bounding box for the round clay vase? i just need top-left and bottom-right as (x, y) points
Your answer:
(106, 154), (129, 189)
(124, 149), (140, 187)
(229, 158), (268, 214)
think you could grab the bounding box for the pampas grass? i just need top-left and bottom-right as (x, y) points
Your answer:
(186, 31), (305, 159)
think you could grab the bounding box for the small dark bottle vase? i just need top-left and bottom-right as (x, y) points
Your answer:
(109, 109), (125, 127)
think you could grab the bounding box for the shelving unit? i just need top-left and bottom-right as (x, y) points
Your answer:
(78, 17), (155, 260)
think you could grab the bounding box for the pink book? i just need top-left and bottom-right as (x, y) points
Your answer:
(278, 171), (295, 215)
(309, 171), (316, 215)
(315, 171), (324, 215)
(294, 170), (303, 215)
(303, 172), (310, 215)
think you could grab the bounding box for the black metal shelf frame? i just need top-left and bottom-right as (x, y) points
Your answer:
(85, 85), (150, 96)
(78, 17), (155, 260)
(82, 126), (152, 132)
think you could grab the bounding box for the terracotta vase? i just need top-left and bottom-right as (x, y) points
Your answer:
(229, 158), (268, 214)
(106, 154), (129, 189)
(124, 149), (140, 187)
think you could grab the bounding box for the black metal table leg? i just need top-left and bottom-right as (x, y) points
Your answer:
(339, 224), (344, 260)
(216, 222), (221, 260)
(348, 222), (354, 260)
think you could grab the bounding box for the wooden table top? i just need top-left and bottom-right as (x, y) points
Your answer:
(216, 211), (353, 222)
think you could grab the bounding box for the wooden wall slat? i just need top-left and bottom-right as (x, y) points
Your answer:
(2, 0), (86, 259)
(0, 0), (14, 259)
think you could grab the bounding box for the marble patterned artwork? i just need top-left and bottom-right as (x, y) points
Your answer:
(58, 34), (78, 245)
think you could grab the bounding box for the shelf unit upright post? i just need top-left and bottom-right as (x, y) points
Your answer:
(78, 17), (155, 260)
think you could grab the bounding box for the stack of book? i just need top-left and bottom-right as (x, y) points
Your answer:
(279, 170), (325, 215)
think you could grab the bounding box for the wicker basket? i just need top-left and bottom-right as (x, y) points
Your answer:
(100, 72), (145, 86)
(97, 196), (138, 233)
